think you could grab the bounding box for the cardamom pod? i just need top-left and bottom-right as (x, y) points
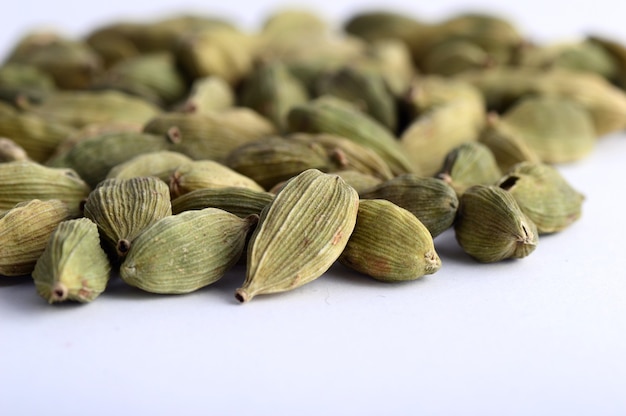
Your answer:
(236, 169), (359, 302)
(32, 218), (110, 303)
(83, 177), (172, 257)
(121, 208), (257, 294)
(455, 185), (538, 262)
(340, 199), (441, 281)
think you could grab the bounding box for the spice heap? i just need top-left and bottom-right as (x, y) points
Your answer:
(1, 9), (623, 303)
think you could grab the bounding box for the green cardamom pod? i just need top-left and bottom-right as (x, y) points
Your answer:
(32, 218), (110, 303)
(360, 174), (458, 238)
(236, 169), (359, 302)
(171, 187), (274, 217)
(121, 208), (257, 294)
(83, 177), (172, 257)
(497, 162), (584, 234)
(340, 199), (441, 281)
(0, 199), (72, 276)
(455, 185), (538, 262)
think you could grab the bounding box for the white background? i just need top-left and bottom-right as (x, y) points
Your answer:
(2, 1), (626, 415)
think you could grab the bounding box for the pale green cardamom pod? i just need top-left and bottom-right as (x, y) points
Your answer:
(497, 162), (585, 234)
(289, 133), (394, 180)
(340, 199), (441, 282)
(334, 170), (383, 194)
(436, 141), (502, 196)
(83, 177), (172, 257)
(179, 76), (235, 114)
(225, 136), (332, 190)
(479, 112), (541, 173)
(28, 90), (161, 128)
(121, 208), (257, 294)
(93, 52), (187, 106)
(47, 131), (176, 188)
(501, 95), (596, 163)
(287, 96), (416, 176)
(360, 174), (458, 238)
(400, 93), (485, 177)
(0, 199), (72, 276)
(0, 161), (90, 216)
(315, 65), (397, 131)
(143, 108), (276, 162)
(171, 187), (274, 218)
(106, 150), (192, 182)
(240, 60), (309, 132)
(455, 185), (538, 263)
(236, 169), (359, 303)
(170, 160), (265, 198)
(32, 218), (110, 303)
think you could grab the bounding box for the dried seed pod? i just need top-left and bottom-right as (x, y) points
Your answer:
(143, 108), (276, 162)
(176, 27), (255, 85)
(497, 162), (584, 234)
(0, 104), (77, 163)
(178, 76), (235, 114)
(334, 170), (383, 194)
(400, 98), (485, 177)
(501, 95), (596, 163)
(28, 90), (161, 128)
(460, 68), (626, 136)
(360, 174), (458, 238)
(171, 187), (274, 217)
(436, 141), (502, 196)
(432, 12), (522, 65)
(262, 9), (328, 38)
(360, 39), (416, 98)
(0, 137), (30, 162)
(0, 161), (90, 216)
(5, 34), (102, 89)
(225, 136), (332, 190)
(287, 96), (415, 175)
(94, 52), (187, 106)
(236, 169), (359, 302)
(588, 34), (626, 89)
(83, 177), (172, 257)
(240, 60), (309, 131)
(86, 16), (235, 55)
(315, 66), (397, 131)
(0, 199), (72, 276)
(0, 63), (56, 93)
(479, 113), (541, 173)
(49, 121), (143, 161)
(170, 160), (265, 198)
(121, 208), (257, 294)
(32, 218), (110, 303)
(421, 39), (492, 76)
(106, 150), (192, 182)
(48, 131), (176, 188)
(403, 75), (485, 116)
(340, 199), (441, 281)
(455, 185), (538, 263)
(289, 133), (393, 180)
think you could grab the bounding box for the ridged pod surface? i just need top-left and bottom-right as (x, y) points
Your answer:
(0, 161), (90, 216)
(340, 199), (441, 281)
(455, 185), (538, 263)
(32, 218), (110, 303)
(236, 169), (359, 302)
(83, 177), (172, 257)
(172, 187), (274, 217)
(121, 208), (257, 294)
(0, 199), (72, 276)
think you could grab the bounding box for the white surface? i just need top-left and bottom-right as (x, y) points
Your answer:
(2, 1), (626, 415)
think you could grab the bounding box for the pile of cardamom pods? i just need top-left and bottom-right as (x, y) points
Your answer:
(1, 10), (623, 303)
